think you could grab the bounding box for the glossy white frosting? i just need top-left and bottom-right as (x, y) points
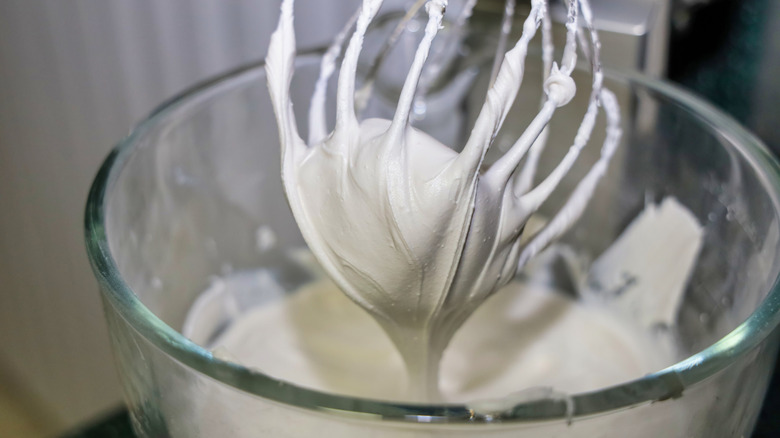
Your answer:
(266, 0), (621, 400)
(208, 276), (674, 403)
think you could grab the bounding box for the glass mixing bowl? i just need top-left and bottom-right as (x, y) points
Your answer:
(85, 47), (780, 437)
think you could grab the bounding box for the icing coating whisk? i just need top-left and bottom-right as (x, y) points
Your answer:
(266, 0), (621, 401)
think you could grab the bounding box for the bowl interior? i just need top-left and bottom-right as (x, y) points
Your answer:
(94, 50), (780, 417)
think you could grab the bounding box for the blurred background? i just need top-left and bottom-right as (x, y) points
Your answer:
(0, 0), (777, 436)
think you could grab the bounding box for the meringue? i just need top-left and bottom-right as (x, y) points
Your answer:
(266, 0), (621, 400)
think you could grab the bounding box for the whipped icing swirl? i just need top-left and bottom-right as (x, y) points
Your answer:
(266, 0), (621, 400)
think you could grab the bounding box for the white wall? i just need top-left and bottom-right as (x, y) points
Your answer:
(0, 0), (360, 431)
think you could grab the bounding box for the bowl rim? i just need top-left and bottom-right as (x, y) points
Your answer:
(84, 50), (780, 424)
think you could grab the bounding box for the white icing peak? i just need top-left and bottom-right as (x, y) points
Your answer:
(266, 0), (621, 401)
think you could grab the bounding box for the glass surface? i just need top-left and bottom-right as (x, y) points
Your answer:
(85, 46), (780, 437)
